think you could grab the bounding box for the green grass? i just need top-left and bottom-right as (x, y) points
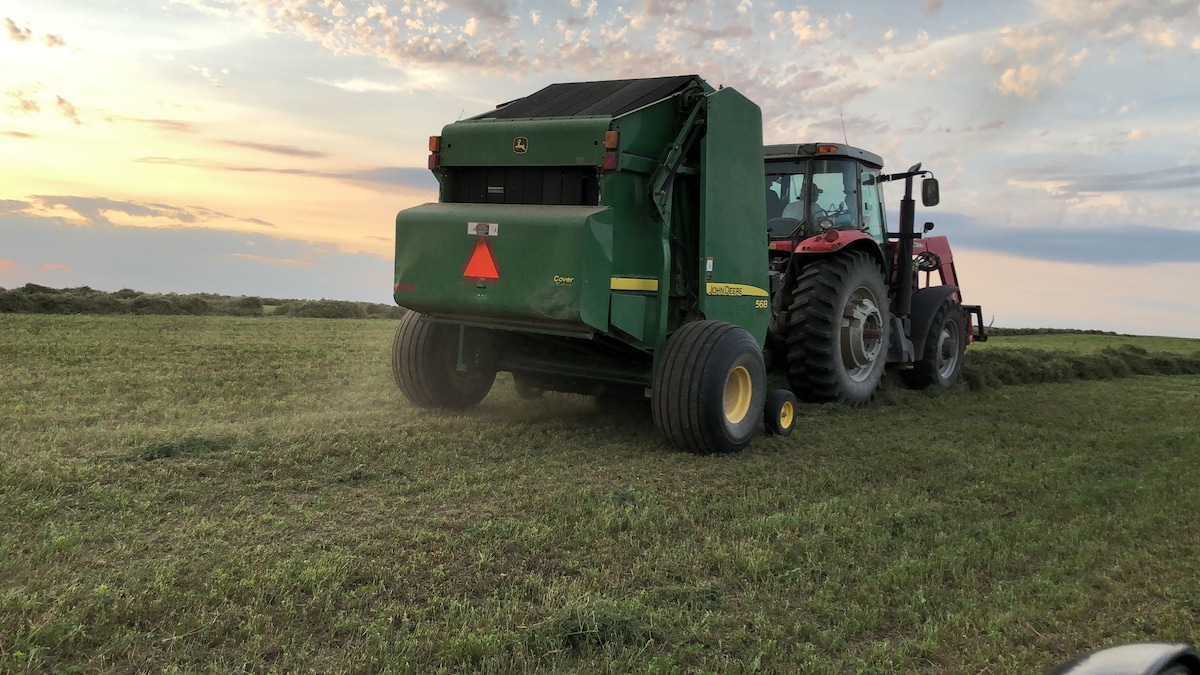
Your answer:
(976, 332), (1200, 354)
(2, 315), (1199, 673)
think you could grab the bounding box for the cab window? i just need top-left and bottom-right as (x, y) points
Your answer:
(810, 159), (860, 230)
(860, 167), (885, 242)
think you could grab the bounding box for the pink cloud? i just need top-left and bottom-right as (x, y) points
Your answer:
(229, 253), (325, 267)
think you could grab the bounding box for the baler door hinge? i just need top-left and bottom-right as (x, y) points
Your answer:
(649, 91), (708, 225)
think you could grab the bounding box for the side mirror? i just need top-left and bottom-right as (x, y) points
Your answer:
(921, 177), (940, 207)
(1049, 643), (1200, 675)
(923, 222), (935, 234)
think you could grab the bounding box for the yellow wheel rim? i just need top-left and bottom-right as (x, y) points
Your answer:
(779, 400), (794, 429)
(723, 365), (753, 424)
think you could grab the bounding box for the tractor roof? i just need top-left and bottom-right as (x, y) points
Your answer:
(477, 75), (702, 120)
(764, 143), (884, 168)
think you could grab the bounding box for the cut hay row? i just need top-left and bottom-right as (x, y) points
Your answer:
(961, 344), (1200, 390)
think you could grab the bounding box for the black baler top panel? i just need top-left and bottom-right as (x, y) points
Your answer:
(481, 75), (699, 119)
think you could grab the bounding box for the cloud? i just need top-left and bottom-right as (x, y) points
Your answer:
(0, 199), (29, 215)
(189, 65), (227, 86)
(116, 117), (200, 134)
(1050, 165), (1200, 194)
(4, 17), (31, 42)
(922, 0), (943, 18)
(4, 17), (66, 47)
(309, 77), (404, 93)
(338, 167), (439, 191)
(219, 139), (327, 158)
(9, 195), (275, 231)
(229, 253), (326, 267)
(1032, 0), (1200, 46)
(55, 96), (81, 125)
(133, 157), (439, 193)
(1, 211), (394, 301)
(928, 211), (1200, 266)
(458, 0), (512, 24)
(5, 89), (40, 114)
(2, 130), (35, 138)
(996, 64), (1041, 98)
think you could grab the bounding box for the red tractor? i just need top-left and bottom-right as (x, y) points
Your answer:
(391, 75), (985, 453)
(762, 143), (986, 404)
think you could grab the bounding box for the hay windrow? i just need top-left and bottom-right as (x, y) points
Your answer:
(962, 344), (1200, 390)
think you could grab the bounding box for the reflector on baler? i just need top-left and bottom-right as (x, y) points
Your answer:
(462, 238), (499, 283)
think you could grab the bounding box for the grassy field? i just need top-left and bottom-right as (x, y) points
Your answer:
(2, 315), (1199, 674)
(975, 332), (1200, 354)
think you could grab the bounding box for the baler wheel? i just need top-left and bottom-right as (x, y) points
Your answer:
(391, 311), (496, 409)
(902, 299), (966, 390)
(783, 250), (889, 406)
(652, 321), (765, 454)
(764, 389), (798, 436)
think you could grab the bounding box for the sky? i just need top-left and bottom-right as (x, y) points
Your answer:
(2, 0), (1200, 336)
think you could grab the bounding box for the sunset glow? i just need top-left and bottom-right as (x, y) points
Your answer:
(3, 1), (1199, 335)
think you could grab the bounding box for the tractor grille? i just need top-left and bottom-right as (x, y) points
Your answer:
(447, 166), (600, 206)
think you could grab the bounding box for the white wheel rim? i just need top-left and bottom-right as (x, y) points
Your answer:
(935, 322), (962, 380)
(841, 287), (884, 382)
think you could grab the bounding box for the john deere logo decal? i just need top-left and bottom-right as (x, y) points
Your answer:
(513, 137), (528, 154)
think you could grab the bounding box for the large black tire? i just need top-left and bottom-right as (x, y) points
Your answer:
(902, 299), (966, 390)
(391, 311), (496, 409)
(652, 321), (766, 455)
(783, 250), (889, 406)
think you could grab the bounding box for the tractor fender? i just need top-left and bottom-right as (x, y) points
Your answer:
(909, 285), (961, 359)
(790, 231), (886, 270)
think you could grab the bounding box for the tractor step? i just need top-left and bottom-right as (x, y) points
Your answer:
(964, 304), (989, 342)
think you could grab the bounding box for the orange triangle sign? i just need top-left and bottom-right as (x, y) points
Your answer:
(463, 238), (499, 282)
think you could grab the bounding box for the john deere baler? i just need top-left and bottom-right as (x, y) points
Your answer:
(392, 75), (776, 454)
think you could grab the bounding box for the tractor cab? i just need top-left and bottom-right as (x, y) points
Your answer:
(763, 143), (887, 245)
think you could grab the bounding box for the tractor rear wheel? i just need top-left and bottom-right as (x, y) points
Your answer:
(783, 250), (889, 406)
(391, 311), (496, 409)
(652, 321), (766, 454)
(902, 299), (966, 389)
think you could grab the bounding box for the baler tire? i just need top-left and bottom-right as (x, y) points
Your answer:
(764, 389), (798, 436)
(652, 321), (766, 455)
(783, 250), (889, 406)
(391, 311), (496, 409)
(902, 299), (966, 390)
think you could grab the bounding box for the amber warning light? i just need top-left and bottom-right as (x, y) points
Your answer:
(603, 130), (620, 170)
(428, 135), (442, 169)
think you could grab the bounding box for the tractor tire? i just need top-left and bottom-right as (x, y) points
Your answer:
(764, 388), (798, 436)
(652, 321), (766, 455)
(902, 299), (966, 390)
(783, 250), (889, 406)
(391, 311), (496, 409)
